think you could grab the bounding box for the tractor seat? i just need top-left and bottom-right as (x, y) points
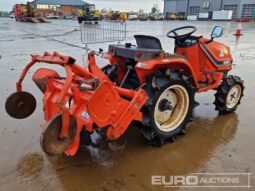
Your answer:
(134, 35), (163, 50)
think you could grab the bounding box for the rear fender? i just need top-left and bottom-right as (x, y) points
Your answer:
(135, 57), (199, 88)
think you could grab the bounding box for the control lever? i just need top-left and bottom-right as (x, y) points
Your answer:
(120, 65), (133, 87)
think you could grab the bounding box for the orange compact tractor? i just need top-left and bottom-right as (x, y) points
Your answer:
(6, 26), (244, 156)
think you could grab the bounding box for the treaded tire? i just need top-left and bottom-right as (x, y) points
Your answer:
(140, 70), (196, 145)
(214, 75), (244, 115)
(78, 16), (83, 24)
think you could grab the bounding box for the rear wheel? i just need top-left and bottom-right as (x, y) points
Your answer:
(140, 70), (196, 145)
(214, 75), (244, 114)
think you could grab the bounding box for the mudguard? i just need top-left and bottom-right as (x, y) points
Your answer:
(135, 56), (199, 88)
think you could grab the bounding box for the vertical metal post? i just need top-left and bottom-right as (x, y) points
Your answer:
(187, 0), (190, 17)
(220, 0), (224, 10)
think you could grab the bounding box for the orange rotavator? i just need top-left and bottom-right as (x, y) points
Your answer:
(6, 26), (244, 156)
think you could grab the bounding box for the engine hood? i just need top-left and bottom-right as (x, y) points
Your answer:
(200, 38), (232, 65)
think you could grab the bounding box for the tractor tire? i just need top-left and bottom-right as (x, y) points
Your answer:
(214, 75), (244, 114)
(140, 70), (196, 145)
(77, 16), (83, 24)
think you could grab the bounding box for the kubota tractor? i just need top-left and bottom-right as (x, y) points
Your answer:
(6, 26), (244, 156)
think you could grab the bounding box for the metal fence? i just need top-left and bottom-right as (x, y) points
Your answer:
(80, 20), (127, 45)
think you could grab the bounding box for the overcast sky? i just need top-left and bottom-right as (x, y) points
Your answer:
(0, 0), (163, 12)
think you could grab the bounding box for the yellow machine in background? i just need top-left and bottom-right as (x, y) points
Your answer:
(14, 2), (48, 23)
(119, 12), (128, 20)
(77, 4), (100, 24)
(105, 11), (127, 20)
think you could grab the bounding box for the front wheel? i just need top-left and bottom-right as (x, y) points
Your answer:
(140, 70), (196, 145)
(214, 75), (244, 114)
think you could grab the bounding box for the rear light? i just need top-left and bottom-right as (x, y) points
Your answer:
(159, 52), (165, 58)
(109, 47), (114, 53)
(136, 51), (142, 58)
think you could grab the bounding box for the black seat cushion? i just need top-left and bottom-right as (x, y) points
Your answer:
(134, 35), (163, 50)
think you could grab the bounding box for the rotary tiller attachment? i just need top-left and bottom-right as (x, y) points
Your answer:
(5, 91), (36, 119)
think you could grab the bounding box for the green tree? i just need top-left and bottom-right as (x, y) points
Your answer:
(151, 6), (157, 14)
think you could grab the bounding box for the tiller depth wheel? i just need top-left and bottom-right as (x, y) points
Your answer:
(40, 114), (77, 156)
(5, 91), (36, 119)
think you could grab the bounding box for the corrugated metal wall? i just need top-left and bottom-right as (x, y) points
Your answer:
(163, 0), (255, 19)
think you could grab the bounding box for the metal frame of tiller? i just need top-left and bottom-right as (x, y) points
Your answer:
(16, 52), (148, 156)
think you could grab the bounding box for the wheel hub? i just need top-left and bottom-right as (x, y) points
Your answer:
(158, 99), (173, 112)
(230, 92), (237, 101)
(226, 84), (242, 109)
(154, 85), (189, 132)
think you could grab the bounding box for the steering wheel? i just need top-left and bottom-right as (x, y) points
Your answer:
(167, 26), (197, 41)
